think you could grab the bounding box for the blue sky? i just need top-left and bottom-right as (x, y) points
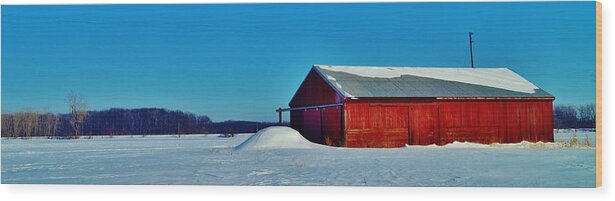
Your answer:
(1, 2), (596, 121)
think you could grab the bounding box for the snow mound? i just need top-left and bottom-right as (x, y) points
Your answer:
(234, 126), (324, 151)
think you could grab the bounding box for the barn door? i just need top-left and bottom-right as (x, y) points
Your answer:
(409, 103), (439, 145)
(367, 105), (409, 147)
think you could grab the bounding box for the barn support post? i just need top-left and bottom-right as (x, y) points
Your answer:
(278, 108), (283, 126)
(319, 108), (325, 144)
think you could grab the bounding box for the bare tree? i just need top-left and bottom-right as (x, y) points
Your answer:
(68, 92), (88, 139)
(11, 112), (24, 138)
(1, 114), (11, 138)
(42, 113), (59, 139)
(22, 111), (39, 139)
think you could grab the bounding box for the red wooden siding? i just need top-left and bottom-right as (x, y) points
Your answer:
(345, 103), (410, 148)
(290, 109), (303, 135)
(289, 69), (343, 108)
(290, 106), (343, 145)
(342, 98), (554, 147)
(438, 101), (502, 144)
(288, 68), (343, 145)
(322, 106), (343, 146)
(302, 109), (322, 143)
(410, 103), (439, 145)
(438, 100), (553, 144)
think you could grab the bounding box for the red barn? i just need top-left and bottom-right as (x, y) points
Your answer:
(279, 65), (555, 148)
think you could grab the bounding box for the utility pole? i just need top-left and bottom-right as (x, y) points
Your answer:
(469, 32), (475, 68)
(278, 108), (283, 126)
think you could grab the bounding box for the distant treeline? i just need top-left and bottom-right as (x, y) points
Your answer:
(553, 104), (596, 129)
(1, 108), (282, 138)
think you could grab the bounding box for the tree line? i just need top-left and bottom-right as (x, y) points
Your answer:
(2, 93), (281, 139)
(1, 111), (59, 138)
(553, 103), (596, 129)
(1, 108), (280, 138)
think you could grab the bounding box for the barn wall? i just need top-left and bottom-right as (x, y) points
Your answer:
(289, 69), (343, 107)
(345, 103), (409, 148)
(409, 103), (439, 145)
(438, 100), (502, 144)
(288, 68), (344, 145)
(290, 106), (342, 145)
(290, 108), (323, 144)
(343, 98), (554, 147)
(344, 98), (435, 148)
(322, 106), (343, 146)
(438, 99), (554, 144)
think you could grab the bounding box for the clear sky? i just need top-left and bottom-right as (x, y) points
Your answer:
(1, 2), (597, 122)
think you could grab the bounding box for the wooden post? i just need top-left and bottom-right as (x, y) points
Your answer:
(278, 108), (283, 126)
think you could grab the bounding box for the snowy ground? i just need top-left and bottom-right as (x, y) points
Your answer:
(1, 129), (596, 187)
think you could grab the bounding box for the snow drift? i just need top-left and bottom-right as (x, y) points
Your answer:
(234, 126), (324, 151)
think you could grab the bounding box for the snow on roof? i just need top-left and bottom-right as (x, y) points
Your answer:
(314, 65), (554, 98)
(318, 65), (538, 93)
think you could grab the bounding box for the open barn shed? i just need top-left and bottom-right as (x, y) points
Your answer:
(279, 65), (555, 148)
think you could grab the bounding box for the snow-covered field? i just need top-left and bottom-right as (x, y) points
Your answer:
(1, 128), (596, 187)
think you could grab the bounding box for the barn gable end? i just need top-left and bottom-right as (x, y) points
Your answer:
(289, 68), (343, 108)
(288, 68), (344, 145)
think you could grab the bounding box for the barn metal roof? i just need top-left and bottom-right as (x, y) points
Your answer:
(313, 65), (554, 98)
